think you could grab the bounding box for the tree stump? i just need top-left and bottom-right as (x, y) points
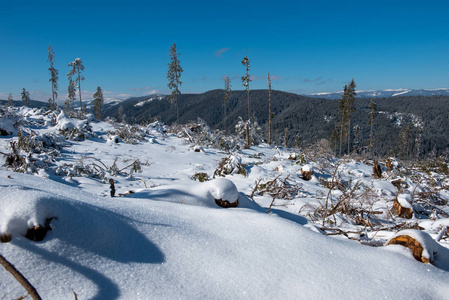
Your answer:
(109, 179), (116, 197)
(301, 165), (314, 181)
(386, 158), (394, 172)
(391, 179), (402, 192)
(373, 160), (382, 179)
(0, 233), (12, 243)
(24, 218), (55, 242)
(390, 194), (413, 219)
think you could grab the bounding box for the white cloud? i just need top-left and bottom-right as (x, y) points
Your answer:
(215, 48), (230, 57)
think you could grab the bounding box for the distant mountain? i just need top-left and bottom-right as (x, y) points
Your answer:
(0, 99), (48, 109)
(308, 88), (449, 99)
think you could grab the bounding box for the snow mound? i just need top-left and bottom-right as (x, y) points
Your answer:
(0, 173), (163, 264)
(127, 178), (247, 209)
(1, 171), (449, 299)
(206, 178), (238, 201)
(0, 186), (55, 237)
(56, 111), (87, 131)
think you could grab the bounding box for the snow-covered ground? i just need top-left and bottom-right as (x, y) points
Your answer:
(1, 106), (448, 299)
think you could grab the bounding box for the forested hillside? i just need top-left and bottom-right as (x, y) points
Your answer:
(103, 91), (449, 158)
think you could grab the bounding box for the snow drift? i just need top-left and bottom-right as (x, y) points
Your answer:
(1, 171), (449, 299)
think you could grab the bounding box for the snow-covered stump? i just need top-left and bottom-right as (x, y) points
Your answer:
(391, 193), (414, 219)
(386, 230), (438, 264)
(301, 164), (314, 181)
(208, 178), (239, 208)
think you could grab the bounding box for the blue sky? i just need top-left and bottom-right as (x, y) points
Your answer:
(1, 0), (448, 102)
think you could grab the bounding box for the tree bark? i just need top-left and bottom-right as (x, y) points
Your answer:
(0, 253), (42, 300)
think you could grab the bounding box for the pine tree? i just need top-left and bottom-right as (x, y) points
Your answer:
(337, 79), (356, 156)
(93, 86), (104, 120)
(223, 76), (231, 130)
(67, 58), (85, 109)
(167, 43), (183, 124)
(241, 56), (251, 120)
(63, 99), (71, 114)
(346, 79), (357, 153)
(338, 85), (349, 156)
(47, 45), (58, 110)
(268, 72), (272, 145)
(21, 88), (30, 106)
(7, 93), (13, 107)
(67, 78), (77, 111)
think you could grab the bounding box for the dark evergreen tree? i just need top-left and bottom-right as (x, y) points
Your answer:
(93, 86), (104, 120)
(67, 58), (85, 109)
(338, 85), (349, 156)
(47, 45), (58, 110)
(7, 93), (13, 107)
(346, 79), (357, 153)
(241, 56), (251, 120)
(67, 77), (76, 112)
(167, 43), (183, 124)
(21, 88), (30, 106)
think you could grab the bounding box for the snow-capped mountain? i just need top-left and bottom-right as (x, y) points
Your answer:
(308, 88), (449, 99)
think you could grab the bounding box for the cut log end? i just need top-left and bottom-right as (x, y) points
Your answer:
(391, 199), (413, 219)
(387, 235), (430, 264)
(1, 233), (12, 243)
(215, 198), (239, 208)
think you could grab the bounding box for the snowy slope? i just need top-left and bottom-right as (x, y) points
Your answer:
(1, 106), (449, 299)
(1, 171), (449, 299)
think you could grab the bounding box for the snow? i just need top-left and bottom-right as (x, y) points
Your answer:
(301, 164), (314, 172)
(397, 193), (413, 209)
(134, 96), (163, 107)
(1, 171), (449, 299)
(1, 106), (449, 299)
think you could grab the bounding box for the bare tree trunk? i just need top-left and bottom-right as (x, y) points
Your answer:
(247, 91), (250, 122)
(0, 253), (42, 300)
(347, 118), (351, 154)
(339, 124), (343, 156)
(224, 102), (227, 130)
(176, 95), (179, 124)
(51, 84), (55, 110)
(268, 72), (272, 145)
(370, 122), (374, 157)
(245, 122), (250, 149)
(78, 71), (82, 109)
(284, 128), (288, 148)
